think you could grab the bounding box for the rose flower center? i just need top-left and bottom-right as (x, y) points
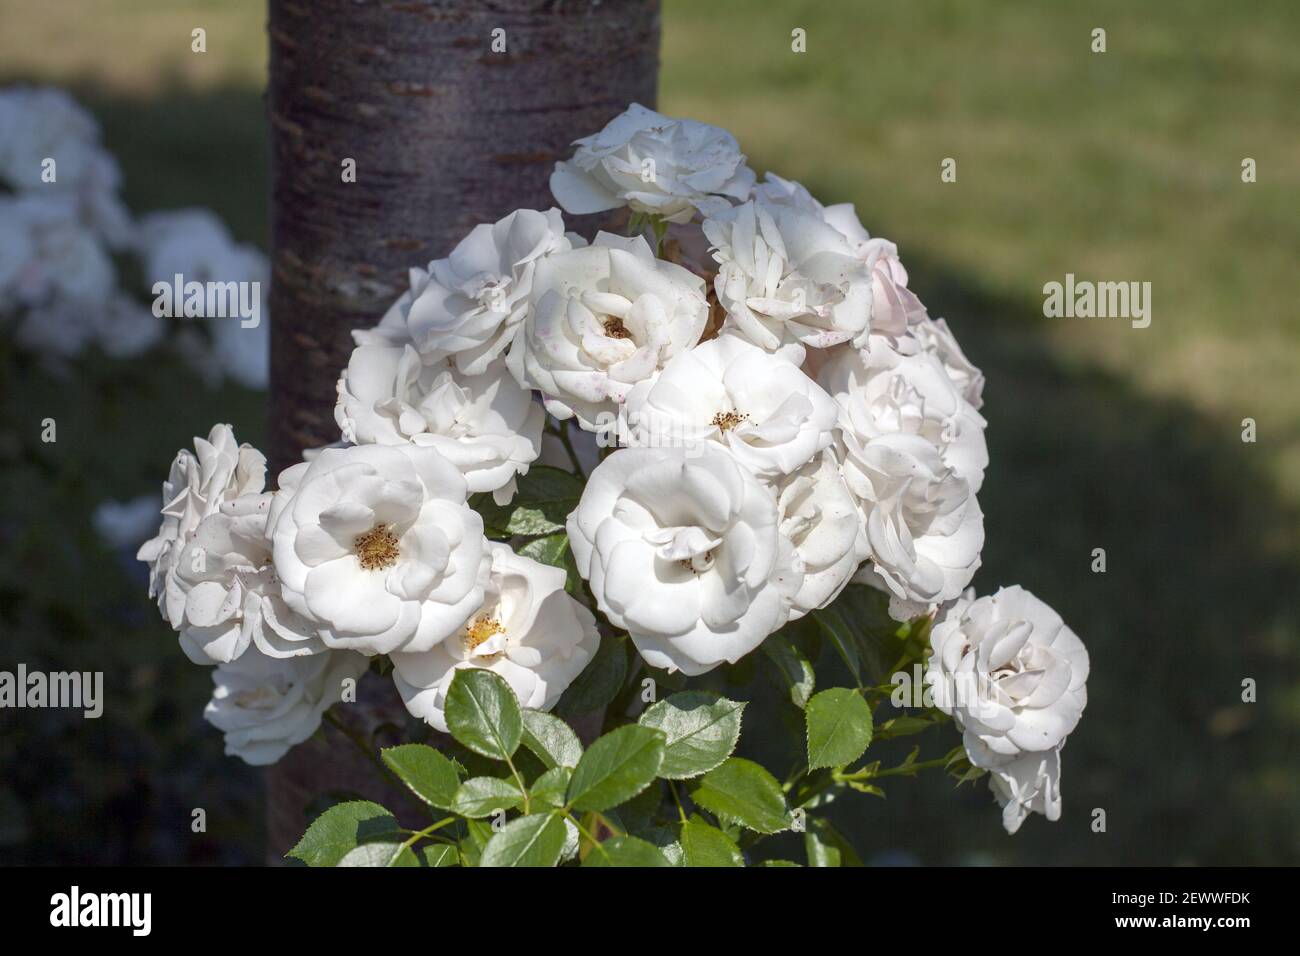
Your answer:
(603, 316), (633, 340)
(354, 524), (401, 571)
(464, 614), (505, 652)
(711, 410), (748, 432)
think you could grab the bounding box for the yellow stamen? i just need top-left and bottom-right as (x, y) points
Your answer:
(711, 410), (748, 432)
(354, 525), (400, 571)
(464, 615), (505, 652)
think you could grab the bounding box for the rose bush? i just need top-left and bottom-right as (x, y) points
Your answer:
(139, 104), (1091, 866)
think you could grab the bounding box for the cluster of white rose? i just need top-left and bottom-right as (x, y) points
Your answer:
(0, 86), (267, 387)
(141, 104), (1087, 834)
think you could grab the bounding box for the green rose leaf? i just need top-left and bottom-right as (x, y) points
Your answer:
(805, 687), (874, 770)
(689, 758), (790, 834)
(556, 634), (628, 717)
(422, 844), (459, 867)
(583, 834), (673, 867)
(474, 467), (584, 537)
(567, 724), (666, 812)
(817, 584), (906, 686)
(519, 532), (570, 568)
(811, 604), (862, 685)
(518, 533), (584, 595)
(450, 776), (526, 818)
(445, 668), (522, 760)
(458, 819), (494, 867)
(287, 800), (403, 867)
(520, 709), (584, 770)
(763, 634), (816, 708)
(638, 691), (745, 779)
(874, 713), (941, 740)
(530, 766), (573, 809)
(380, 743), (461, 809)
(336, 842), (421, 867)
(805, 817), (863, 867)
(680, 815), (744, 867)
(479, 812), (568, 868)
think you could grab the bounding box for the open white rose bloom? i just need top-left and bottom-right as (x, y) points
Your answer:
(141, 104), (1089, 840)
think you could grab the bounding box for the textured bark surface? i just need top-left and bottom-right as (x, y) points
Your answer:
(264, 0), (660, 861)
(268, 0), (661, 474)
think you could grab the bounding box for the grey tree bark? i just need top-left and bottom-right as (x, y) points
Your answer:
(264, 0), (661, 859)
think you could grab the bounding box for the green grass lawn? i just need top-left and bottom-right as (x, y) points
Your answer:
(1, 0), (1296, 864)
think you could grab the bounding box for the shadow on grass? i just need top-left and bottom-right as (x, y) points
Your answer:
(2, 83), (1296, 864)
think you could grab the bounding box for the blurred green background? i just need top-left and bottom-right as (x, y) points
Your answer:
(1, 0), (1296, 864)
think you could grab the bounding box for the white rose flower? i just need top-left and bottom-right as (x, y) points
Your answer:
(95, 293), (166, 359)
(820, 345), (987, 606)
(623, 332), (838, 479)
(0, 87), (131, 246)
(752, 175), (929, 346)
(394, 208), (577, 375)
(167, 492), (323, 665)
(136, 209), (259, 289)
(507, 233), (708, 430)
(336, 343), (543, 503)
(0, 221), (34, 311)
(268, 443), (489, 656)
(704, 201), (873, 352)
(550, 104), (755, 224)
(93, 495), (162, 549)
(3, 195), (115, 309)
(817, 201), (985, 407)
(983, 747), (1063, 835)
(817, 210), (984, 408)
(750, 172), (825, 217)
(137, 424), (267, 622)
(854, 238), (927, 342)
(392, 542), (600, 731)
(926, 586), (1089, 760)
(350, 270), (422, 349)
(23, 221), (115, 352)
(136, 208), (272, 387)
(771, 448), (872, 618)
(912, 316), (985, 410)
(567, 446), (794, 676)
(204, 646), (367, 766)
(210, 309), (270, 390)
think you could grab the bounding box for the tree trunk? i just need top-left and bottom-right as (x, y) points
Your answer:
(264, 0), (661, 861)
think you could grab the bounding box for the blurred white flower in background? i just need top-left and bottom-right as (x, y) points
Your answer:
(136, 208), (270, 389)
(0, 86), (132, 245)
(0, 86), (270, 385)
(93, 494), (165, 549)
